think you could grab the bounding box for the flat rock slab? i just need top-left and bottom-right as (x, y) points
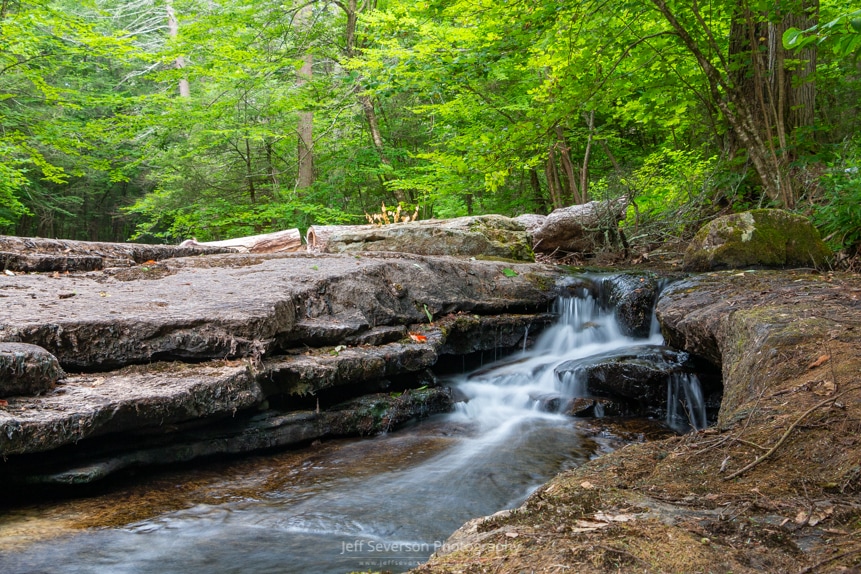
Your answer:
(0, 253), (563, 369)
(0, 343), (64, 397)
(0, 361), (262, 456)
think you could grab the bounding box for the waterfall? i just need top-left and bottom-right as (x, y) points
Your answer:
(666, 372), (707, 431)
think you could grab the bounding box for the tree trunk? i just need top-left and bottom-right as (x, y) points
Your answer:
(166, 0), (190, 98)
(555, 125), (584, 205)
(342, 0), (406, 204)
(650, 0), (816, 208)
(296, 4), (314, 189)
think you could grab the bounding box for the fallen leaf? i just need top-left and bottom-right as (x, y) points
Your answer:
(501, 268), (518, 278)
(408, 332), (428, 343)
(143, 260), (157, 265)
(808, 354), (831, 369)
(580, 481), (594, 490)
(4, 269), (14, 276)
(99, 291), (110, 298)
(505, 532), (519, 538)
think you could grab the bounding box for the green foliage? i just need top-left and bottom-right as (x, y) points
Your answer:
(813, 141), (861, 253)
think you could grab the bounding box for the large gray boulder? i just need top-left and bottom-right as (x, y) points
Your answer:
(683, 209), (831, 271)
(324, 215), (534, 261)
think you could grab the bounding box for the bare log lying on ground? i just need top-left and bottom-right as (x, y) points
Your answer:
(0, 235), (232, 272)
(531, 198), (628, 254)
(193, 229), (304, 254)
(306, 225), (374, 252)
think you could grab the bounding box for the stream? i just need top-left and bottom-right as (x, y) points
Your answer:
(0, 287), (691, 574)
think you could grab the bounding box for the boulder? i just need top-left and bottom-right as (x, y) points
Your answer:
(683, 209), (831, 271)
(0, 343), (64, 397)
(324, 215), (534, 261)
(531, 198), (627, 254)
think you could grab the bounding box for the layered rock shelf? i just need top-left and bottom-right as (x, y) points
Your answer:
(0, 249), (566, 485)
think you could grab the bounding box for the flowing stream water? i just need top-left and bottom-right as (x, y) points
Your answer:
(0, 289), (703, 574)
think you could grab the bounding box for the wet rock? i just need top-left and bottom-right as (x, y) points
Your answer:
(601, 273), (660, 337)
(438, 313), (556, 355)
(683, 209), (831, 271)
(324, 215), (535, 261)
(555, 345), (691, 406)
(1, 388), (454, 486)
(0, 360), (263, 456)
(0, 343), (64, 397)
(0, 253), (563, 369)
(261, 332), (443, 398)
(323, 387), (454, 436)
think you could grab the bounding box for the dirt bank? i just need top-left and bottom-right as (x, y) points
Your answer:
(416, 270), (861, 574)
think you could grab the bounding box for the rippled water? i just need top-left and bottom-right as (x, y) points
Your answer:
(0, 293), (663, 574)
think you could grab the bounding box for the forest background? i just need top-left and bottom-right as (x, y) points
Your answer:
(1, 0), (859, 258)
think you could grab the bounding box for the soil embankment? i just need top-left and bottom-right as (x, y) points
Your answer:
(416, 270), (861, 573)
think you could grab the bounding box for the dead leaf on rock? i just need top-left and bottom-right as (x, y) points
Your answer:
(505, 532), (519, 538)
(808, 354), (831, 369)
(408, 332), (427, 343)
(580, 481), (594, 490)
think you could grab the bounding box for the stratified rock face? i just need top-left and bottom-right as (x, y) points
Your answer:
(0, 253), (562, 369)
(683, 209), (831, 271)
(325, 215), (535, 262)
(0, 343), (64, 397)
(0, 361), (262, 455)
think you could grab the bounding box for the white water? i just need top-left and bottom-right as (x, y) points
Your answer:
(451, 294), (662, 431)
(0, 290), (709, 574)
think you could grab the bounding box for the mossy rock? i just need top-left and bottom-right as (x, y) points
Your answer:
(683, 209), (832, 271)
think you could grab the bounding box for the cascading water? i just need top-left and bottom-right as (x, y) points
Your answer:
(0, 284), (712, 574)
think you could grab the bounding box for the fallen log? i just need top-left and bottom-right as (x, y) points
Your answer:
(306, 225), (374, 252)
(0, 235), (232, 272)
(190, 228), (304, 254)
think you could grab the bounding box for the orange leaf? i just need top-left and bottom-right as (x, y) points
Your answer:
(0, 399), (8, 407)
(808, 354), (831, 369)
(408, 332), (428, 343)
(143, 260), (157, 265)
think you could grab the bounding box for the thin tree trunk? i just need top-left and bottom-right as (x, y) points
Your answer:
(545, 149), (562, 209)
(166, 0), (190, 97)
(342, 0), (406, 204)
(530, 168), (549, 213)
(580, 111), (595, 202)
(296, 4), (314, 189)
(555, 125), (583, 204)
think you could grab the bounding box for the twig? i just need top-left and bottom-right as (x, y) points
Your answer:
(796, 546), (861, 574)
(724, 387), (859, 481)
